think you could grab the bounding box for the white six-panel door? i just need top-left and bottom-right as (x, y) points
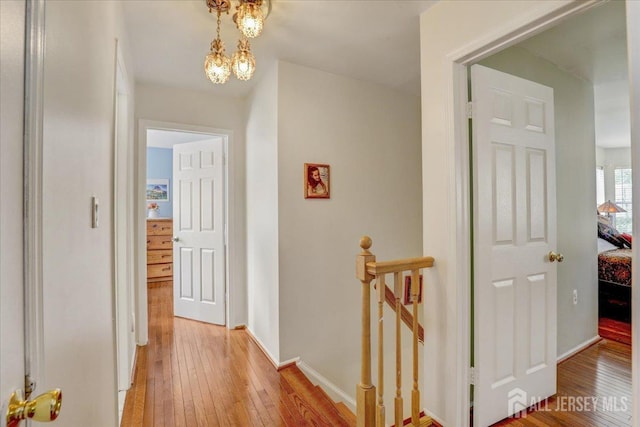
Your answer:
(472, 64), (557, 427)
(173, 139), (226, 325)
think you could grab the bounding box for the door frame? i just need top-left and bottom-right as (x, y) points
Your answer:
(113, 37), (135, 417)
(420, 0), (639, 425)
(23, 0), (46, 395)
(136, 120), (234, 345)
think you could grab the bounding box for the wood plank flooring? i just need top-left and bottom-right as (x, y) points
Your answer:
(123, 285), (632, 427)
(120, 285), (355, 426)
(492, 339), (632, 426)
(599, 317), (632, 346)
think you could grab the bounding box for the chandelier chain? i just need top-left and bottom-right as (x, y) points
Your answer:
(216, 7), (221, 41)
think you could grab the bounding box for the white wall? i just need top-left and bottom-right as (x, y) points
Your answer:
(245, 63), (281, 362)
(135, 83), (248, 328)
(276, 61), (423, 400)
(479, 46), (598, 358)
(419, 1), (597, 425)
(595, 80), (631, 147)
(40, 1), (134, 425)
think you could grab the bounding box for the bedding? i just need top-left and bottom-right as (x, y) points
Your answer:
(597, 221), (632, 322)
(598, 248), (632, 287)
(598, 237), (619, 254)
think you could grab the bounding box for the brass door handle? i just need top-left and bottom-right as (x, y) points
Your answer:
(6, 389), (62, 426)
(548, 251), (564, 263)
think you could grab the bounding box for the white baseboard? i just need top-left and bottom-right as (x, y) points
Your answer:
(279, 356), (301, 370)
(118, 390), (126, 423)
(557, 335), (601, 363)
(423, 407), (446, 426)
(297, 360), (356, 412)
(245, 327), (300, 369)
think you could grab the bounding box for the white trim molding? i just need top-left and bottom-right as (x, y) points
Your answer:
(136, 119), (237, 346)
(245, 327), (300, 370)
(296, 361), (356, 412)
(626, 1), (640, 424)
(24, 0), (46, 392)
(557, 336), (602, 364)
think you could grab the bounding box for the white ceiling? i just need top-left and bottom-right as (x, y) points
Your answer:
(147, 129), (222, 148)
(516, 0), (629, 148)
(123, 0), (437, 98)
(125, 0), (630, 147)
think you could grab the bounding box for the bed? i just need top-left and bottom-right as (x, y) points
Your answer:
(598, 238), (632, 321)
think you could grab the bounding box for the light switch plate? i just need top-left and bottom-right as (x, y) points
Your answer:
(92, 196), (99, 228)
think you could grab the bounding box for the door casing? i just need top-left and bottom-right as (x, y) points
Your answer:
(136, 120), (235, 345)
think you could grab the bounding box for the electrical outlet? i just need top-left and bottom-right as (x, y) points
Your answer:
(573, 289), (578, 305)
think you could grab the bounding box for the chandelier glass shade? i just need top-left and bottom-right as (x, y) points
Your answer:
(204, 7), (232, 85)
(204, 39), (231, 84)
(231, 38), (256, 80)
(204, 0), (269, 84)
(237, 1), (264, 38)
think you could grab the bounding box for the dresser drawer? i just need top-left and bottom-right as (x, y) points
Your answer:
(147, 262), (173, 279)
(147, 235), (173, 250)
(147, 220), (173, 236)
(147, 249), (173, 265)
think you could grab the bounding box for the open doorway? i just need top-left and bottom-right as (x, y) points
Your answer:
(469, 1), (632, 425)
(135, 121), (234, 346)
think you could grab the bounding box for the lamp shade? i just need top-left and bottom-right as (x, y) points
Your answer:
(597, 200), (627, 214)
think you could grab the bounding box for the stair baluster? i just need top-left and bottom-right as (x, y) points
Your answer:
(356, 236), (434, 427)
(411, 268), (421, 425)
(377, 274), (386, 427)
(394, 272), (403, 427)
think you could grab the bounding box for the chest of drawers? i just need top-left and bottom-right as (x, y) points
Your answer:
(147, 219), (173, 283)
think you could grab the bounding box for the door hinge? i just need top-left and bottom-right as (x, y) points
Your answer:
(469, 367), (476, 385)
(24, 374), (36, 399)
(466, 101), (473, 119)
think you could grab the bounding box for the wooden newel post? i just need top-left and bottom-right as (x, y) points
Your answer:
(356, 236), (376, 427)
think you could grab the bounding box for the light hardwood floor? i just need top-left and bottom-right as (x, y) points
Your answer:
(493, 339), (632, 426)
(121, 285), (355, 426)
(123, 285), (632, 427)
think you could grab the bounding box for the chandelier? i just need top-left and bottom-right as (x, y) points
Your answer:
(204, 0), (270, 84)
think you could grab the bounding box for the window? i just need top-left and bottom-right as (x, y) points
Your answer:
(596, 167), (605, 206)
(614, 168), (632, 233)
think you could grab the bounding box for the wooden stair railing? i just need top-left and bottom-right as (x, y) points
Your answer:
(356, 236), (433, 427)
(378, 283), (424, 344)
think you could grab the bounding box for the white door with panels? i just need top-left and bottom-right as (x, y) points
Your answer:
(173, 139), (226, 325)
(472, 64), (558, 427)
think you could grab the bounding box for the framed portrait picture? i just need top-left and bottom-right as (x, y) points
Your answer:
(304, 163), (330, 199)
(146, 179), (169, 202)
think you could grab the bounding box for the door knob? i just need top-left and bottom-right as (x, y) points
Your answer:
(6, 389), (62, 427)
(548, 251), (564, 263)
(172, 236), (180, 242)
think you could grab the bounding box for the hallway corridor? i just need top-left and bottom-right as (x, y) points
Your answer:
(120, 285), (355, 426)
